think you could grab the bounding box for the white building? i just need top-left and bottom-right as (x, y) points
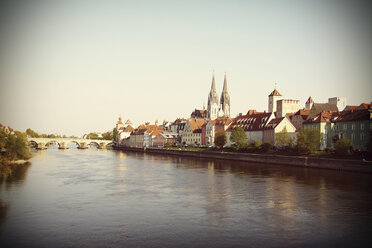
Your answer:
(276, 99), (300, 118)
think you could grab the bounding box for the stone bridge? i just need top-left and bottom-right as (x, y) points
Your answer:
(28, 137), (114, 150)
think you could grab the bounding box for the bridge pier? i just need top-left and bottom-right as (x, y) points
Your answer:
(78, 142), (88, 149)
(58, 142), (69, 149)
(36, 143), (47, 150)
(99, 143), (106, 149)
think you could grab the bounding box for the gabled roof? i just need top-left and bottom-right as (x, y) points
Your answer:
(306, 96), (313, 104)
(187, 118), (208, 132)
(171, 118), (187, 125)
(268, 89), (282, 97)
(304, 112), (333, 124)
(137, 124), (164, 131)
(227, 112), (273, 132)
(264, 117), (285, 130)
(358, 103), (372, 110)
(292, 109), (310, 120)
(333, 109), (371, 123)
(125, 120), (133, 125)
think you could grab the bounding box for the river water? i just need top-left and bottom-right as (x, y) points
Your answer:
(1, 147), (372, 247)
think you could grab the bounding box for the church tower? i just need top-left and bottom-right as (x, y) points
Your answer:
(219, 73), (230, 117)
(268, 88), (282, 113)
(207, 72), (219, 120)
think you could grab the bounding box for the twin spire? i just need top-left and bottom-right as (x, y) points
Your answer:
(207, 71), (230, 119)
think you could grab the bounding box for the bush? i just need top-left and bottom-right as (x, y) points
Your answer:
(261, 142), (271, 153)
(335, 138), (353, 155)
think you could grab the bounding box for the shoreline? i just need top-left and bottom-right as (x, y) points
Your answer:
(114, 146), (372, 174)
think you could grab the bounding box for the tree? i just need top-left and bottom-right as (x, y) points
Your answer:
(25, 128), (39, 138)
(230, 126), (247, 148)
(102, 131), (113, 140)
(335, 138), (353, 155)
(1, 130), (31, 161)
(275, 127), (293, 148)
(214, 130), (227, 150)
(296, 128), (321, 153)
(87, 133), (99, 139)
(113, 127), (118, 141)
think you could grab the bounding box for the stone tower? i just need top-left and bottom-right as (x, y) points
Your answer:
(268, 88), (282, 113)
(219, 73), (230, 117)
(207, 72), (219, 120)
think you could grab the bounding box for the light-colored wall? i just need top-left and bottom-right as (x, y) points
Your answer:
(277, 100), (299, 117)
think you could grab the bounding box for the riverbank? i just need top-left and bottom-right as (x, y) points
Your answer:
(114, 146), (372, 174)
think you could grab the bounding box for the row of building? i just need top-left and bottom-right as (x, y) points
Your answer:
(114, 73), (372, 151)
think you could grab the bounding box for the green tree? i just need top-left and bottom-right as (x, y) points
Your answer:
(214, 130), (227, 150)
(87, 133), (99, 139)
(102, 131), (113, 140)
(296, 128), (321, 153)
(275, 127), (293, 148)
(25, 128), (39, 138)
(335, 138), (353, 155)
(230, 126), (247, 148)
(2, 131), (31, 161)
(113, 127), (118, 141)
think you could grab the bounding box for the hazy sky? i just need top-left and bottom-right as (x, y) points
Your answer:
(1, 0), (371, 136)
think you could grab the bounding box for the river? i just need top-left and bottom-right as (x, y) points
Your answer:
(1, 146), (372, 247)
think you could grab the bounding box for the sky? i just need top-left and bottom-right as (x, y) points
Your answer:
(0, 0), (371, 136)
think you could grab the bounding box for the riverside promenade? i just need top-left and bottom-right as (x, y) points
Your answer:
(114, 146), (372, 174)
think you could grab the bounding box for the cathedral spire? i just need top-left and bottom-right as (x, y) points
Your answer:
(207, 71), (219, 120)
(223, 72), (228, 93)
(211, 70), (217, 93)
(219, 72), (230, 118)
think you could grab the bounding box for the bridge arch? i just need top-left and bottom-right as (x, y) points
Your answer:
(66, 140), (81, 148)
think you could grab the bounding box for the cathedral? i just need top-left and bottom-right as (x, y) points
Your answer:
(207, 72), (230, 120)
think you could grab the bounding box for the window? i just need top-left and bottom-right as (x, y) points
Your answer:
(351, 133), (355, 140)
(351, 124), (355, 130)
(361, 123), (364, 130)
(360, 133), (365, 140)
(343, 124), (347, 130)
(370, 122), (372, 130)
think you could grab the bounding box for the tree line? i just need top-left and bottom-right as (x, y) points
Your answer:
(213, 126), (368, 156)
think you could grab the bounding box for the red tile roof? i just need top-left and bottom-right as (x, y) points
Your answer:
(264, 117), (285, 129)
(188, 118), (208, 132)
(333, 109), (371, 122)
(304, 112), (333, 124)
(227, 112), (273, 131)
(358, 103), (372, 110)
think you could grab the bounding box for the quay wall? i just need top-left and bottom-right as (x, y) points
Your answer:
(114, 146), (372, 174)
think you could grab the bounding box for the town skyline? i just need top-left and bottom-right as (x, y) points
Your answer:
(1, 0), (371, 136)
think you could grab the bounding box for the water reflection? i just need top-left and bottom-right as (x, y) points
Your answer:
(1, 149), (372, 247)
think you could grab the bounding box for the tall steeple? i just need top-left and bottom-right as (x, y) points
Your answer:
(219, 72), (230, 117)
(207, 71), (219, 120)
